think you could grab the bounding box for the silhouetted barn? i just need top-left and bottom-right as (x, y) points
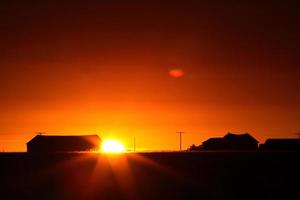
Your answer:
(27, 135), (101, 152)
(202, 133), (258, 150)
(260, 139), (300, 151)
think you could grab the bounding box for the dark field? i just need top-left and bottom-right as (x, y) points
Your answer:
(0, 152), (300, 200)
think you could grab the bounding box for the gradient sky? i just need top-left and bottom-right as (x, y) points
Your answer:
(0, 1), (299, 151)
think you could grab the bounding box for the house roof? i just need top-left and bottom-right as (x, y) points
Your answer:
(203, 133), (258, 144)
(265, 138), (300, 144)
(203, 138), (224, 143)
(224, 133), (258, 143)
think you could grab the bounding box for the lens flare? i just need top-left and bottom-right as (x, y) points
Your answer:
(169, 69), (184, 78)
(101, 140), (125, 153)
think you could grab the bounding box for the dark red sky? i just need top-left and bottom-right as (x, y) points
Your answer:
(0, 1), (299, 151)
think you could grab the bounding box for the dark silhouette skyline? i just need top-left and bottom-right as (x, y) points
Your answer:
(189, 133), (300, 151)
(24, 132), (300, 153)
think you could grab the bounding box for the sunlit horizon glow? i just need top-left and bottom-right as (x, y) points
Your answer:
(0, 2), (299, 152)
(101, 140), (125, 153)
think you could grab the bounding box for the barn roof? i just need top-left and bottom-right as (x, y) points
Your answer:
(27, 134), (101, 145)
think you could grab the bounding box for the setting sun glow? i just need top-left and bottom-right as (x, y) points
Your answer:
(101, 140), (125, 153)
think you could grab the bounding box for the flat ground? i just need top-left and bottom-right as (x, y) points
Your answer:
(0, 151), (299, 200)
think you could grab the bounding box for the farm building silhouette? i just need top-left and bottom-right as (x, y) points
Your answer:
(189, 133), (258, 151)
(260, 138), (300, 151)
(27, 134), (101, 152)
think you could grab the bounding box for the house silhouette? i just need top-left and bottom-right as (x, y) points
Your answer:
(201, 133), (258, 150)
(260, 139), (300, 151)
(27, 134), (101, 152)
(202, 133), (258, 150)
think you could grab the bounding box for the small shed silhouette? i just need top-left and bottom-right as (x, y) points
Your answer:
(202, 133), (258, 150)
(260, 139), (300, 151)
(27, 134), (101, 152)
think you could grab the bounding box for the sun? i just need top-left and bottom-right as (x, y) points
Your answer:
(101, 140), (125, 153)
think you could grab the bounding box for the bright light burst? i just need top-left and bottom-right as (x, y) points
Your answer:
(101, 140), (125, 153)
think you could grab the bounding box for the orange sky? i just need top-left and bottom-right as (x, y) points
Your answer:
(0, 1), (299, 151)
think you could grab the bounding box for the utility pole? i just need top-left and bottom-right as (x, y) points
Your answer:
(133, 136), (136, 152)
(176, 131), (184, 151)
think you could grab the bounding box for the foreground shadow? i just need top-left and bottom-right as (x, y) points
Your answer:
(1, 152), (300, 200)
